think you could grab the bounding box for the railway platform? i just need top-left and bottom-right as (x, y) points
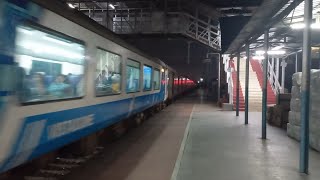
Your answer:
(65, 89), (320, 180)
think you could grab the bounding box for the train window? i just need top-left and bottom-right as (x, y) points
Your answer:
(126, 59), (140, 93)
(95, 48), (121, 96)
(153, 69), (160, 90)
(143, 65), (152, 91)
(15, 25), (85, 103)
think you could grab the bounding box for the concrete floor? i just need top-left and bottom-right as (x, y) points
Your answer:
(66, 90), (320, 180)
(175, 103), (320, 180)
(65, 95), (195, 180)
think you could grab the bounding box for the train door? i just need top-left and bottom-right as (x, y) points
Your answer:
(164, 69), (169, 101)
(167, 72), (173, 100)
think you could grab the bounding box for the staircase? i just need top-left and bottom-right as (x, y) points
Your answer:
(231, 58), (276, 112)
(250, 60), (277, 105)
(230, 60), (245, 111)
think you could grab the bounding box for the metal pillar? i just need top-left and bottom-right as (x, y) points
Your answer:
(262, 30), (269, 139)
(245, 43), (250, 124)
(281, 59), (287, 93)
(271, 58), (275, 84)
(300, 0), (312, 174)
(276, 58), (280, 84)
(236, 53), (240, 116)
(187, 41), (191, 64)
(296, 53), (298, 73)
(218, 54), (221, 100)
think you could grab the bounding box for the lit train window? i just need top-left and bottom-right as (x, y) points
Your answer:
(15, 25), (85, 103)
(95, 48), (121, 96)
(143, 65), (152, 91)
(126, 59), (140, 93)
(153, 69), (160, 90)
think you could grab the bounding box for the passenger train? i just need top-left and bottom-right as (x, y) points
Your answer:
(0, 0), (195, 173)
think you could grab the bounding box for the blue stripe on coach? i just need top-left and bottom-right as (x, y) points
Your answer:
(0, 91), (164, 173)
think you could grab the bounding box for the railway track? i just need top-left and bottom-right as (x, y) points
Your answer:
(23, 146), (104, 180)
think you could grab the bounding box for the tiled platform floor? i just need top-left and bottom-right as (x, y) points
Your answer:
(176, 103), (320, 180)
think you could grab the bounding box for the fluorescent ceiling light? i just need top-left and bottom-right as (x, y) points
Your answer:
(291, 23), (305, 29)
(311, 23), (320, 29)
(256, 50), (265, 55)
(255, 50), (286, 55)
(267, 50), (286, 55)
(109, 4), (115, 9)
(68, 3), (75, 9)
(291, 23), (320, 29)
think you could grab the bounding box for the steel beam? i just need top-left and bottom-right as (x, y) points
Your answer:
(281, 59), (287, 93)
(262, 29), (269, 139)
(218, 54), (221, 100)
(296, 53), (298, 73)
(236, 53), (240, 116)
(300, 0), (312, 174)
(245, 43), (249, 124)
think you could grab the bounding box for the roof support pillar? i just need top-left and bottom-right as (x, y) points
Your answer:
(281, 59), (287, 93)
(218, 54), (221, 100)
(245, 43), (250, 125)
(262, 29), (269, 139)
(236, 52), (240, 116)
(276, 58), (280, 88)
(295, 53), (298, 73)
(300, 0), (312, 174)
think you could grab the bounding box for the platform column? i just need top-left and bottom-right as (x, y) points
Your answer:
(245, 43), (249, 124)
(276, 58), (280, 85)
(296, 53), (298, 73)
(262, 29), (269, 139)
(300, 0), (312, 174)
(236, 53), (240, 116)
(280, 59), (287, 93)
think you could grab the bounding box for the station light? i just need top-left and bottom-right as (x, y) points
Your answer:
(197, 81), (200, 83)
(291, 23), (305, 29)
(267, 50), (286, 55)
(68, 3), (75, 9)
(108, 3), (115, 9)
(311, 23), (320, 29)
(255, 50), (286, 55)
(200, 78), (203, 82)
(256, 50), (265, 55)
(291, 23), (320, 30)
(161, 68), (165, 72)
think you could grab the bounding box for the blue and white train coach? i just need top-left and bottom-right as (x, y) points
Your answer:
(0, 0), (194, 173)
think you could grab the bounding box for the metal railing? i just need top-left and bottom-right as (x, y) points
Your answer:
(223, 55), (233, 104)
(111, 10), (221, 50)
(172, 12), (221, 50)
(266, 59), (281, 94)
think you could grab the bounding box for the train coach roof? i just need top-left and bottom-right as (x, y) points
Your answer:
(30, 0), (176, 73)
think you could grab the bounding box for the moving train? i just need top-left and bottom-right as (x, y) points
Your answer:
(0, 0), (195, 173)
